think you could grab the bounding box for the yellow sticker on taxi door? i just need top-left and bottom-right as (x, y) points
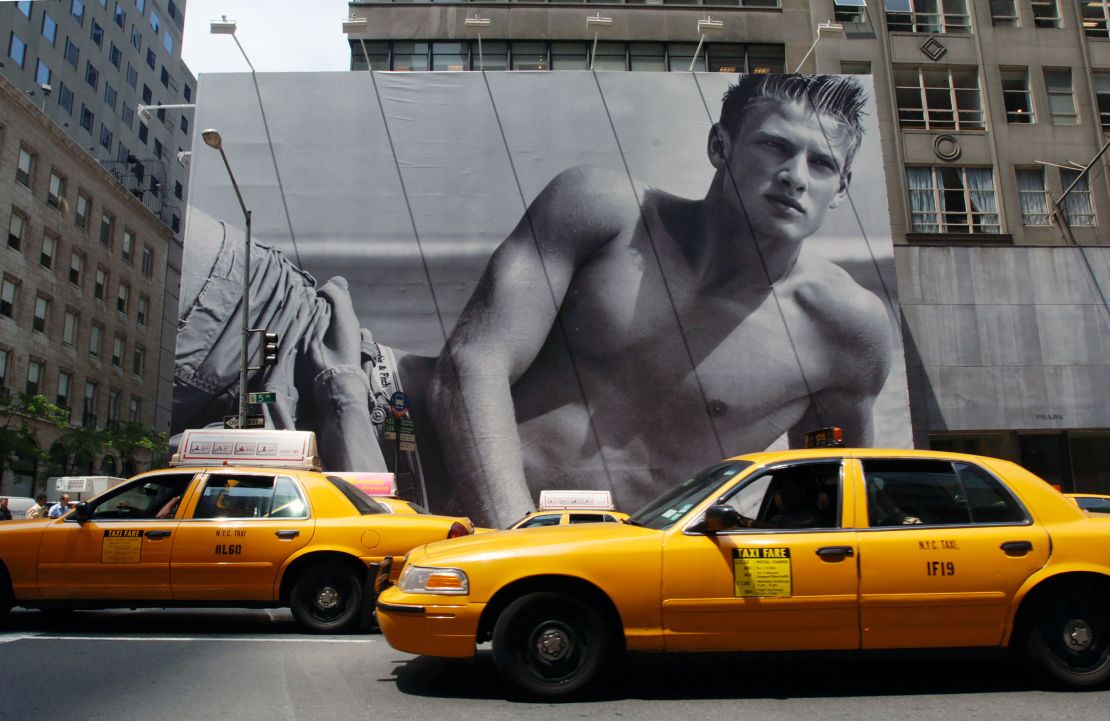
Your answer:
(733, 547), (792, 597)
(101, 529), (143, 563)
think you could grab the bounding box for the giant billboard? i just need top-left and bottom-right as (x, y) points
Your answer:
(177, 71), (912, 526)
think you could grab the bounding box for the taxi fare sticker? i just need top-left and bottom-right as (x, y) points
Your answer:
(733, 547), (792, 598)
(101, 529), (143, 563)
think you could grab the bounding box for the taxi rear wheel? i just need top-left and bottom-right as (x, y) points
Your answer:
(289, 561), (363, 634)
(1023, 590), (1110, 689)
(491, 591), (616, 701)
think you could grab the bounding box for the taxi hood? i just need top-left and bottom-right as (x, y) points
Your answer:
(418, 518), (656, 561)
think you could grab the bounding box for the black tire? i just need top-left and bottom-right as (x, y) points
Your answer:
(1022, 590), (1110, 689)
(289, 561), (363, 634)
(491, 591), (618, 701)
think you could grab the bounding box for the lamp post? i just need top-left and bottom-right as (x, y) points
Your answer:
(201, 129), (252, 430)
(210, 15), (255, 72)
(793, 21), (844, 73)
(690, 16), (725, 72)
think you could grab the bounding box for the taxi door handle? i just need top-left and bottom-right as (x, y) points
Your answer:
(816, 546), (854, 558)
(275, 530), (300, 540)
(1001, 540), (1033, 555)
(145, 530), (171, 539)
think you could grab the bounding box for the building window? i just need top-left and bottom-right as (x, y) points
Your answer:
(26, 360), (43, 397)
(841, 61), (872, 75)
(69, 253), (83, 287)
(1001, 68), (1034, 123)
(85, 61), (99, 91)
(57, 372), (72, 409)
(99, 125), (113, 151)
(174, 180), (183, 199)
(150, 10), (160, 33)
(83, 381), (98, 427)
(833, 0), (868, 24)
(131, 24), (142, 51)
(1060, 170), (1095, 226)
(1044, 69), (1077, 125)
(0, 279), (17, 319)
(64, 37), (79, 67)
(63, 310), (78, 346)
(136, 294), (149, 327)
(0, 349), (7, 393)
(8, 32), (27, 69)
(109, 42), (121, 68)
(1086, 2), (1110, 39)
(160, 66), (170, 87)
(91, 19), (104, 47)
(121, 230), (134, 263)
(33, 295), (49, 334)
(58, 83), (74, 115)
(141, 245), (154, 276)
(117, 284), (130, 315)
(16, 1), (31, 17)
(48, 171), (66, 209)
(7, 210), (26, 251)
(104, 83), (117, 111)
(89, 324), (102, 358)
(126, 63), (138, 89)
(114, 2), (126, 28)
(16, 147), (34, 187)
(128, 395), (141, 422)
(146, 48), (156, 70)
(894, 66), (983, 131)
(40, 233), (56, 269)
(1031, 1), (1062, 29)
(1016, 168), (1049, 226)
(906, 166), (1000, 234)
(36, 59), (53, 88)
(163, 30), (173, 55)
(887, 0), (971, 34)
(42, 13), (58, 45)
(990, 0), (1019, 27)
(99, 211), (114, 247)
(180, 115), (189, 134)
(93, 267), (106, 300)
(138, 121), (148, 144)
(71, 0), (85, 24)
(75, 192), (90, 229)
(111, 336), (123, 368)
(1096, 74), (1110, 134)
(132, 346), (144, 378)
(107, 388), (120, 423)
(184, 83), (192, 102)
(80, 105), (94, 133)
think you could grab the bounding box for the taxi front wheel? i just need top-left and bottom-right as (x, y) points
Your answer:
(491, 591), (618, 701)
(1022, 590), (1110, 689)
(289, 561), (363, 634)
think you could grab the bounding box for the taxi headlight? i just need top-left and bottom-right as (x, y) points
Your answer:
(398, 565), (469, 595)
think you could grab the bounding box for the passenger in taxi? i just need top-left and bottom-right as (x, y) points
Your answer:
(736, 474), (825, 529)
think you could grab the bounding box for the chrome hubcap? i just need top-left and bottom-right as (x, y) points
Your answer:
(316, 586), (340, 610)
(535, 627), (571, 661)
(1063, 619), (1094, 652)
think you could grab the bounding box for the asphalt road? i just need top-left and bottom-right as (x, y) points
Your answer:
(0, 608), (1107, 721)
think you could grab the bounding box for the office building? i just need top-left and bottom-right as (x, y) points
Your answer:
(341, 0), (1110, 492)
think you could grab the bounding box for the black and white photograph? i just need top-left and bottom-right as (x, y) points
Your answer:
(177, 70), (912, 526)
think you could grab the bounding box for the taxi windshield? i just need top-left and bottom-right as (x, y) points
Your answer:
(628, 461), (752, 530)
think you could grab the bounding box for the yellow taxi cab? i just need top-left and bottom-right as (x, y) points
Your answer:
(377, 433), (1110, 699)
(0, 429), (473, 634)
(374, 497), (435, 515)
(1066, 493), (1110, 514)
(507, 490), (629, 530)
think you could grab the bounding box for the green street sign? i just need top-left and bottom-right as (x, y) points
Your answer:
(248, 392), (277, 404)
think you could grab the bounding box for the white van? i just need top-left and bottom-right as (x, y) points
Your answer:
(2, 497), (40, 520)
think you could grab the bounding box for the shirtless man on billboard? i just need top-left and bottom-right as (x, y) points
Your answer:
(174, 74), (891, 527)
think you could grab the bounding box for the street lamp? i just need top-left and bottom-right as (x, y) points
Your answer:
(210, 15), (255, 72)
(689, 16), (725, 72)
(586, 13), (613, 71)
(792, 21), (844, 73)
(201, 128), (253, 430)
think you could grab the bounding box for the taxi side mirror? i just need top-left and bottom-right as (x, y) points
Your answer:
(72, 502), (93, 522)
(691, 505), (740, 534)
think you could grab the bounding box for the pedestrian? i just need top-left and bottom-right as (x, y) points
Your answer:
(25, 493), (49, 519)
(48, 494), (73, 518)
(0, 497), (11, 521)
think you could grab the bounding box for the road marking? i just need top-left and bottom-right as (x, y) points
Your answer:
(3, 635), (379, 644)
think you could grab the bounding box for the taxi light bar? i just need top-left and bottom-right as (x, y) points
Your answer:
(172, 429), (321, 470)
(537, 489), (615, 511)
(803, 427), (844, 448)
(329, 471), (398, 497)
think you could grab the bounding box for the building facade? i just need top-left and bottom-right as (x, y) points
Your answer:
(1, 75), (176, 495)
(342, 0), (1110, 493)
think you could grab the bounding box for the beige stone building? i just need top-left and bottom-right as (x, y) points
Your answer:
(1, 75), (176, 495)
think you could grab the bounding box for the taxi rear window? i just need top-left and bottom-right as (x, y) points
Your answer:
(326, 475), (385, 515)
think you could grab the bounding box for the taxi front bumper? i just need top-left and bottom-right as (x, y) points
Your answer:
(375, 594), (485, 658)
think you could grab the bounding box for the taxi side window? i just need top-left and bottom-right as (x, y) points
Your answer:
(519, 514), (562, 528)
(193, 475), (300, 519)
(722, 461), (842, 529)
(863, 459), (1027, 527)
(88, 474), (195, 520)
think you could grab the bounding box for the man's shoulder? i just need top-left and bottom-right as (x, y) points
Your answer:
(789, 255), (887, 329)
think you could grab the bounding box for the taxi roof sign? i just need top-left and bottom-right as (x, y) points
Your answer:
(803, 426), (844, 448)
(329, 471), (398, 497)
(172, 429), (321, 471)
(537, 490), (615, 511)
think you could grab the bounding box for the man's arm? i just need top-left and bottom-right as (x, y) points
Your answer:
(427, 166), (634, 526)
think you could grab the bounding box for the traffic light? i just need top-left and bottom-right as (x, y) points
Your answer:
(260, 331), (279, 367)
